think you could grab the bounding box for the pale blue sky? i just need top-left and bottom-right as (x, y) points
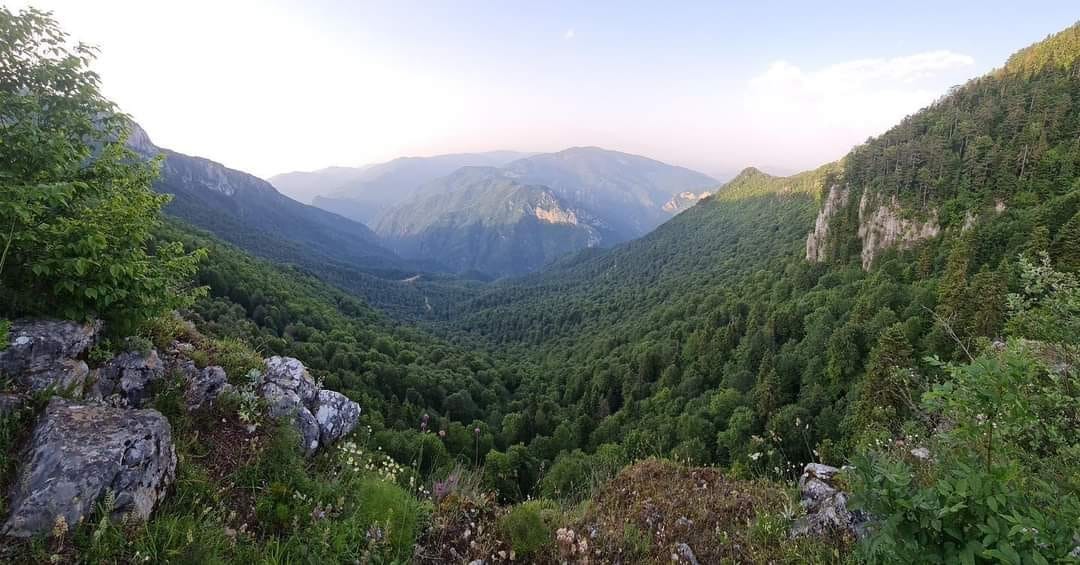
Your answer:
(16, 1), (1080, 179)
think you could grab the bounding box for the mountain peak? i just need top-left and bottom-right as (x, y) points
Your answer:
(731, 166), (772, 181)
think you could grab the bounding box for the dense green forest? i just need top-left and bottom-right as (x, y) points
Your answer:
(1, 7), (1077, 563)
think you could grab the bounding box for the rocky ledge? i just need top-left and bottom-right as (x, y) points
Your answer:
(791, 463), (871, 540)
(258, 356), (361, 456)
(3, 398), (176, 538)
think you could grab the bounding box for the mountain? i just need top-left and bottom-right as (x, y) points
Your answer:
(271, 151), (529, 224)
(443, 21), (1080, 503)
(125, 125), (484, 320)
(126, 125), (402, 272)
(371, 147), (718, 276)
(268, 165), (374, 204)
(375, 167), (611, 275)
(499, 147), (718, 239)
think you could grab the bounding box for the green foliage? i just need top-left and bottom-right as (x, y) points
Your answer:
(1006, 253), (1080, 344)
(852, 265), (1079, 564)
(207, 337), (264, 383)
(497, 499), (559, 558)
(0, 7), (204, 335)
(0, 318), (8, 351)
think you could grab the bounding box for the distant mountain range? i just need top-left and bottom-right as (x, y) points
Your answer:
(274, 146), (718, 276)
(375, 167), (615, 275)
(271, 151), (530, 223)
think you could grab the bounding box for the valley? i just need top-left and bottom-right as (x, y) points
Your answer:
(0, 6), (1077, 564)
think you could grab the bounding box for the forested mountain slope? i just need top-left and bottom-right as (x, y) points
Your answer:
(440, 22), (1080, 478)
(126, 125), (482, 319)
(500, 146), (718, 239)
(376, 167), (614, 276)
(283, 151), (528, 223)
(127, 125), (398, 269)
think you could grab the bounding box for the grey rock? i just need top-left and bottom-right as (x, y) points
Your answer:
(262, 356), (318, 405)
(806, 185), (849, 263)
(910, 447), (931, 461)
(295, 407), (321, 457)
(804, 463), (841, 481)
(256, 356), (360, 456)
(89, 350), (165, 408)
(20, 359), (89, 395)
(0, 319), (99, 393)
(313, 389), (361, 446)
(185, 366), (231, 410)
(3, 398), (176, 538)
(0, 393), (25, 416)
(791, 462), (871, 540)
(674, 542), (700, 565)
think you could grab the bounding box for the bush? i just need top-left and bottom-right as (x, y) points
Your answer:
(498, 500), (559, 558)
(208, 337), (264, 383)
(0, 7), (204, 335)
(852, 344), (1080, 563)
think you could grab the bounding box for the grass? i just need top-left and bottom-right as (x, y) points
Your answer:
(497, 499), (560, 559)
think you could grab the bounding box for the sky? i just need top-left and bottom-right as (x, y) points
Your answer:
(11, 0), (1080, 180)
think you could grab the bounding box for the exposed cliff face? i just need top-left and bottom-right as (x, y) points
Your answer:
(856, 191), (940, 269)
(806, 185), (941, 269)
(662, 190), (713, 213)
(805, 184), (849, 262)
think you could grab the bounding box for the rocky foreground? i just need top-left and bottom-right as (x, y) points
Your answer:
(0, 318), (360, 540)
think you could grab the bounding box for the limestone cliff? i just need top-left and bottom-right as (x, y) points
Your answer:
(805, 184), (849, 263)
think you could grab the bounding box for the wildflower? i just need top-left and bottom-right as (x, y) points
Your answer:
(438, 429), (446, 438)
(749, 452), (762, 461)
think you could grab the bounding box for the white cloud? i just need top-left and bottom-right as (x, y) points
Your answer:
(740, 50), (975, 167)
(563, 28), (575, 40)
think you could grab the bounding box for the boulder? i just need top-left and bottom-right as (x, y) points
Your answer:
(314, 389), (361, 446)
(257, 356), (360, 456)
(0, 319), (99, 393)
(3, 398), (176, 538)
(89, 349), (165, 408)
(262, 356), (318, 405)
(184, 366), (232, 410)
(791, 463), (871, 540)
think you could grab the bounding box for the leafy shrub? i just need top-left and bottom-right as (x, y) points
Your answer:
(87, 339), (116, 366)
(188, 349), (210, 369)
(0, 7), (204, 335)
(853, 347), (1080, 563)
(0, 319), (9, 351)
(498, 500), (559, 558)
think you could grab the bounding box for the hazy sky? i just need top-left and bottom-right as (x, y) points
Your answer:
(13, 1), (1080, 179)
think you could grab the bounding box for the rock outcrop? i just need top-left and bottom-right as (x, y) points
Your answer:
(856, 191), (940, 269)
(257, 356), (360, 456)
(3, 398), (176, 538)
(185, 366), (231, 410)
(806, 185), (849, 263)
(89, 349), (165, 408)
(806, 187), (941, 269)
(0, 393), (24, 416)
(0, 319), (99, 393)
(791, 463), (870, 540)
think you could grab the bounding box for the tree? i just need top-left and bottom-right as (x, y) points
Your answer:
(0, 7), (203, 333)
